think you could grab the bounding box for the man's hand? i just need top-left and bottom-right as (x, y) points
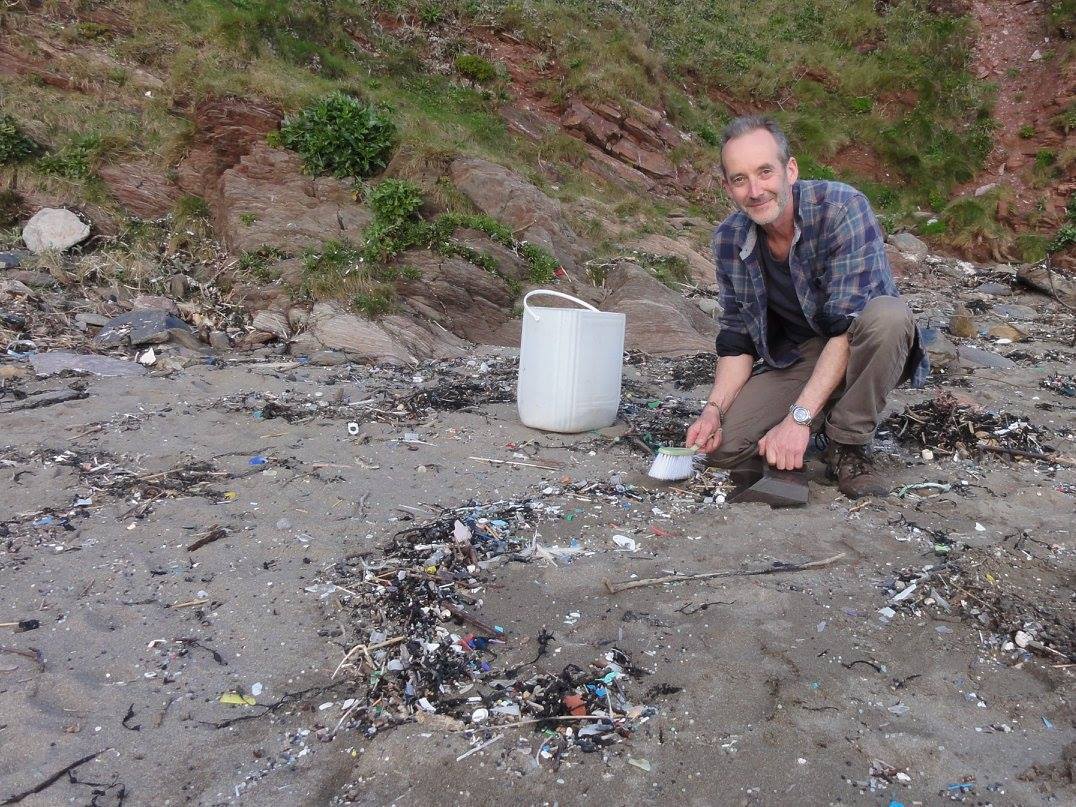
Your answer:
(686, 410), (723, 454)
(758, 416), (810, 470)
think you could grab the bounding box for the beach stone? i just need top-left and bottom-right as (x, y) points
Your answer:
(975, 281), (1011, 296)
(208, 331), (230, 350)
(987, 323), (1027, 342)
(993, 304), (1037, 320)
(21, 208), (90, 253)
(252, 310), (291, 340)
(30, 351), (147, 377)
(920, 327), (959, 369)
(0, 250), (28, 269)
(949, 303), (978, 338)
(130, 294), (180, 315)
(74, 312), (110, 330)
(887, 232), (928, 258)
(958, 345), (1017, 369)
(95, 309), (193, 348)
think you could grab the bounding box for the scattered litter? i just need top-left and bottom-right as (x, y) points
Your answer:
(627, 757), (652, 772)
(612, 534), (638, 552)
(219, 692), (256, 706)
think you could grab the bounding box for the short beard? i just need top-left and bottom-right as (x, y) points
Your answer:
(740, 180), (792, 226)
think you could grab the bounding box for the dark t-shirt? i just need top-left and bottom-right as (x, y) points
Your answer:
(757, 237), (816, 354)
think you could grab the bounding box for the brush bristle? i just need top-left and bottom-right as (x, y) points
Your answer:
(646, 451), (696, 481)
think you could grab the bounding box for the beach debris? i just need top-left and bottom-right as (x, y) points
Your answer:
(602, 553), (846, 595)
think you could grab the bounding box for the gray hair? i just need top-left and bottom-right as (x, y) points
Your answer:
(718, 116), (791, 175)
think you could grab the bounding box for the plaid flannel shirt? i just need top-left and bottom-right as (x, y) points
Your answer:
(711, 179), (929, 388)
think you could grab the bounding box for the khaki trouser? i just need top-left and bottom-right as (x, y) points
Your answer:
(706, 296), (916, 470)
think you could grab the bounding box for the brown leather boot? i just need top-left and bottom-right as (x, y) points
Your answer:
(823, 442), (889, 499)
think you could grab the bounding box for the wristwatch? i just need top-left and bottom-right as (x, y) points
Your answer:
(789, 404), (813, 427)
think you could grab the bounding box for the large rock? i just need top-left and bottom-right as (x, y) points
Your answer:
(450, 157), (587, 272)
(94, 309), (194, 348)
(887, 232), (929, 259)
(394, 250), (515, 344)
(21, 208), (90, 253)
(215, 143), (372, 254)
(884, 243), (919, 279)
(288, 301), (460, 363)
(601, 263), (716, 356)
(628, 234), (715, 287)
(99, 161), (182, 219)
(176, 96), (283, 201)
(30, 351), (147, 378)
(1017, 263), (1076, 309)
(958, 345), (1017, 370)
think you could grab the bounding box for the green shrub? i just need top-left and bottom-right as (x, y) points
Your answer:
(36, 134), (101, 180)
(0, 115), (39, 165)
(518, 242), (560, 284)
(352, 287), (395, 318)
(1018, 124), (1035, 139)
(454, 54), (497, 84)
(174, 194), (211, 220)
(1034, 149), (1056, 169)
(367, 179), (423, 225)
(918, 218), (947, 236)
(275, 92), (397, 179)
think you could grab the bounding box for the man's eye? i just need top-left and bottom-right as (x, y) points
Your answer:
(760, 168), (772, 176)
(732, 177), (745, 186)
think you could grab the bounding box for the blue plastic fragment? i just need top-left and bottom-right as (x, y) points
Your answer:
(472, 637), (490, 650)
(1043, 716), (1054, 729)
(479, 661), (491, 672)
(946, 783), (973, 793)
(249, 456), (268, 466)
(493, 625), (504, 634)
(33, 516), (54, 527)
(888, 801), (905, 807)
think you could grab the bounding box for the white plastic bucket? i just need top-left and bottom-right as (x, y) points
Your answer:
(517, 290), (625, 433)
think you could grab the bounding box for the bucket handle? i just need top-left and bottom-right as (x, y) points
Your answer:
(523, 289), (599, 321)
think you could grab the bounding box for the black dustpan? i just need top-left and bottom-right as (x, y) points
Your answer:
(727, 464), (809, 507)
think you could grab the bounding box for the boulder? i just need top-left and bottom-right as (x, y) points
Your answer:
(130, 294), (180, 315)
(251, 310), (291, 340)
(601, 263), (716, 355)
(294, 301), (417, 364)
(175, 96), (283, 200)
(21, 208), (90, 253)
(628, 233), (715, 287)
(887, 232), (929, 259)
(215, 143), (372, 254)
(394, 250), (515, 344)
(450, 157), (587, 272)
(30, 351), (146, 378)
(974, 281), (1011, 296)
(98, 161), (182, 219)
(1016, 263), (1076, 309)
(884, 243), (919, 279)
(94, 309), (194, 348)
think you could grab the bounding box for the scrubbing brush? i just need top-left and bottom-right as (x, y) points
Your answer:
(646, 445), (699, 481)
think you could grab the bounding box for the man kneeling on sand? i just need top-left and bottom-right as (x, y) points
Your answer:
(685, 116), (928, 500)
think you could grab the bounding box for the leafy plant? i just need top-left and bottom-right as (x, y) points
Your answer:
(1018, 124), (1036, 139)
(366, 179), (423, 225)
(239, 211), (258, 226)
(36, 134), (102, 180)
(274, 92), (397, 179)
(352, 287), (396, 318)
(517, 242), (559, 284)
(0, 115), (39, 164)
(454, 54), (497, 84)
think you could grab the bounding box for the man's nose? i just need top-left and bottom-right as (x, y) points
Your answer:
(748, 177), (762, 197)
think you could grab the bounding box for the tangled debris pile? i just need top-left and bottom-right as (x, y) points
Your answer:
(1040, 373), (1076, 398)
(882, 393), (1059, 457)
(212, 356), (519, 424)
(322, 496), (655, 762)
(878, 549), (1075, 664)
(619, 383), (702, 453)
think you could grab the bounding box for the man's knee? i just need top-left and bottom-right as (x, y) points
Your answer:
(854, 296), (913, 339)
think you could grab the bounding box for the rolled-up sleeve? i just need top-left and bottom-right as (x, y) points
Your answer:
(820, 193), (891, 334)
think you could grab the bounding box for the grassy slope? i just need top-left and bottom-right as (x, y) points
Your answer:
(0, 0), (1052, 259)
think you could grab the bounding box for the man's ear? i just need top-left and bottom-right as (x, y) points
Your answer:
(786, 156), (799, 184)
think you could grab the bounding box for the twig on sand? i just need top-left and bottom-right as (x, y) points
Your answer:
(456, 733), (504, 761)
(1, 749), (106, 805)
(977, 443), (1075, 465)
(602, 553), (847, 595)
(469, 456), (560, 471)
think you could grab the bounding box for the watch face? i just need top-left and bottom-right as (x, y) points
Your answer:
(792, 406), (811, 424)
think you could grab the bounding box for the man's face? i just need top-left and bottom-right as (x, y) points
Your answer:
(721, 129), (798, 227)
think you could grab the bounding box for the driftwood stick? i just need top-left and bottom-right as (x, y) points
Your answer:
(977, 443), (1074, 465)
(1, 749), (106, 805)
(602, 553), (846, 595)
